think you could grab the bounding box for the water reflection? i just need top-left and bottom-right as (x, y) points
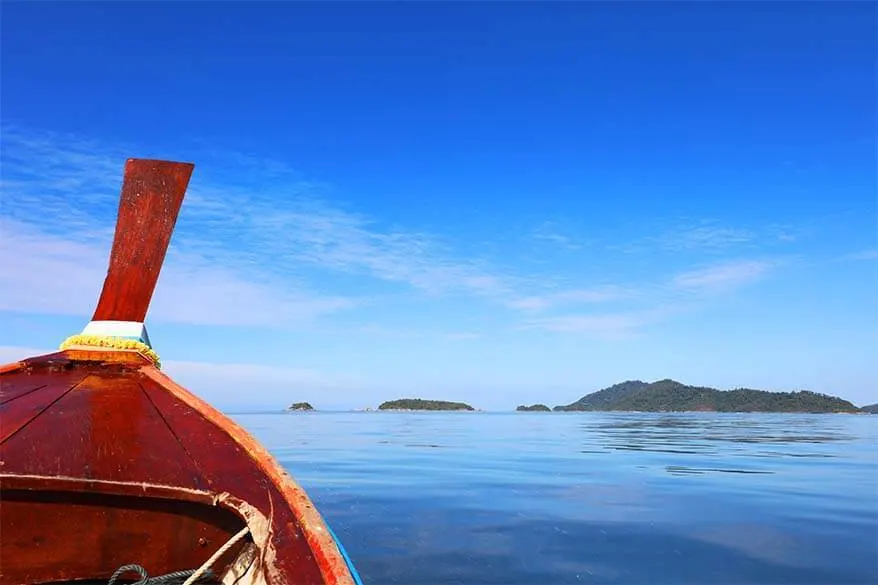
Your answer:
(665, 465), (774, 476)
(232, 411), (878, 585)
(581, 413), (857, 460)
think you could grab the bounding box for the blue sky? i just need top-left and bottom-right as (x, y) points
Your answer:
(1, 2), (875, 409)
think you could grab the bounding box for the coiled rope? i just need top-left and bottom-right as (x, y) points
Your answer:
(107, 527), (251, 585)
(60, 334), (161, 369)
(107, 565), (213, 585)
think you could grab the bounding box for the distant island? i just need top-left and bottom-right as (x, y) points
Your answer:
(861, 403), (878, 414)
(378, 398), (475, 411)
(517, 404), (551, 412)
(552, 380), (861, 413)
(287, 402), (314, 411)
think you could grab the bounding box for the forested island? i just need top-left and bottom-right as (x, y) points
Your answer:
(551, 380), (861, 413)
(378, 398), (475, 411)
(517, 404), (551, 412)
(287, 402), (314, 411)
(861, 403), (878, 414)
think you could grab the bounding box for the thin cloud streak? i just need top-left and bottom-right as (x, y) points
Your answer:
(1, 125), (785, 335)
(671, 260), (776, 293)
(612, 218), (798, 256)
(531, 220), (582, 250)
(0, 126), (528, 309)
(507, 285), (636, 312)
(841, 249), (878, 261)
(0, 218), (360, 326)
(522, 308), (673, 340)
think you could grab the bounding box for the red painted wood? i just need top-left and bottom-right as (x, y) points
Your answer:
(19, 349), (152, 368)
(1, 488), (245, 584)
(1, 372), (208, 488)
(92, 159), (194, 323)
(141, 376), (327, 585)
(0, 371), (87, 443)
(0, 353), (355, 585)
(141, 364), (355, 585)
(0, 369), (88, 405)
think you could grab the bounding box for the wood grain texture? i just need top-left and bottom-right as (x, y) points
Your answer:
(0, 369), (88, 405)
(0, 370), (88, 443)
(141, 378), (327, 585)
(92, 159), (194, 323)
(2, 372), (209, 488)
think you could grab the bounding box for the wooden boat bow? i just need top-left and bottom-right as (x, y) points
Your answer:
(0, 160), (361, 585)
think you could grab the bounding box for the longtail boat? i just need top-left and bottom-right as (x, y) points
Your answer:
(0, 160), (363, 585)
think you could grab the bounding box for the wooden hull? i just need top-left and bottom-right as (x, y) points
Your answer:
(0, 349), (359, 585)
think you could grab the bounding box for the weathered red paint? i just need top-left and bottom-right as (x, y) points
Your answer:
(0, 159), (357, 585)
(92, 159), (193, 323)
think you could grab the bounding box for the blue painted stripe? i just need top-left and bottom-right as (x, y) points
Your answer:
(326, 523), (365, 585)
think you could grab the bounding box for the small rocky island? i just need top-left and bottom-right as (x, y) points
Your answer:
(551, 380), (861, 413)
(517, 404), (551, 412)
(378, 398), (475, 411)
(287, 402), (314, 412)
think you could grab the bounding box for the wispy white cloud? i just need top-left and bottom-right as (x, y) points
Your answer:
(237, 203), (517, 298)
(519, 259), (775, 338)
(671, 259), (776, 293)
(442, 332), (481, 341)
(0, 125), (658, 326)
(657, 222), (755, 252)
(531, 220), (582, 250)
(522, 308), (671, 340)
(0, 125), (528, 315)
(0, 218), (359, 326)
(614, 218), (798, 256)
(841, 249), (878, 261)
(0, 125), (788, 339)
(506, 285), (635, 312)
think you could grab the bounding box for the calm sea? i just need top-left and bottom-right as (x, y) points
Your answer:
(231, 412), (878, 585)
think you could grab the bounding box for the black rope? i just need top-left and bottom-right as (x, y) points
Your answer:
(108, 564), (216, 585)
(109, 565), (149, 585)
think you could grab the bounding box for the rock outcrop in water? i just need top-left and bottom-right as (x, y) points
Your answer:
(287, 402), (315, 411)
(516, 404), (551, 412)
(378, 398), (475, 411)
(553, 379), (860, 413)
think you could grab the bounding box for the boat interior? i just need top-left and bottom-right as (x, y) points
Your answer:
(0, 350), (333, 585)
(2, 475), (255, 585)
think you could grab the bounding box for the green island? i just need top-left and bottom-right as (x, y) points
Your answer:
(287, 402), (315, 412)
(861, 403), (878, 414)
(552, 379), (861, 413)
(378, 398), (475, 411)
(516, 404), (551, 412)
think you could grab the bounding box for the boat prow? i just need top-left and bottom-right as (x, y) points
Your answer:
(0, 160), (361, 585)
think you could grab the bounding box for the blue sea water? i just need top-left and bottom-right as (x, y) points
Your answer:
(231, 412), (878, 585)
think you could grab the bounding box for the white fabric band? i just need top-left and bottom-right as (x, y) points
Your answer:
(81, 320), (152, 347)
